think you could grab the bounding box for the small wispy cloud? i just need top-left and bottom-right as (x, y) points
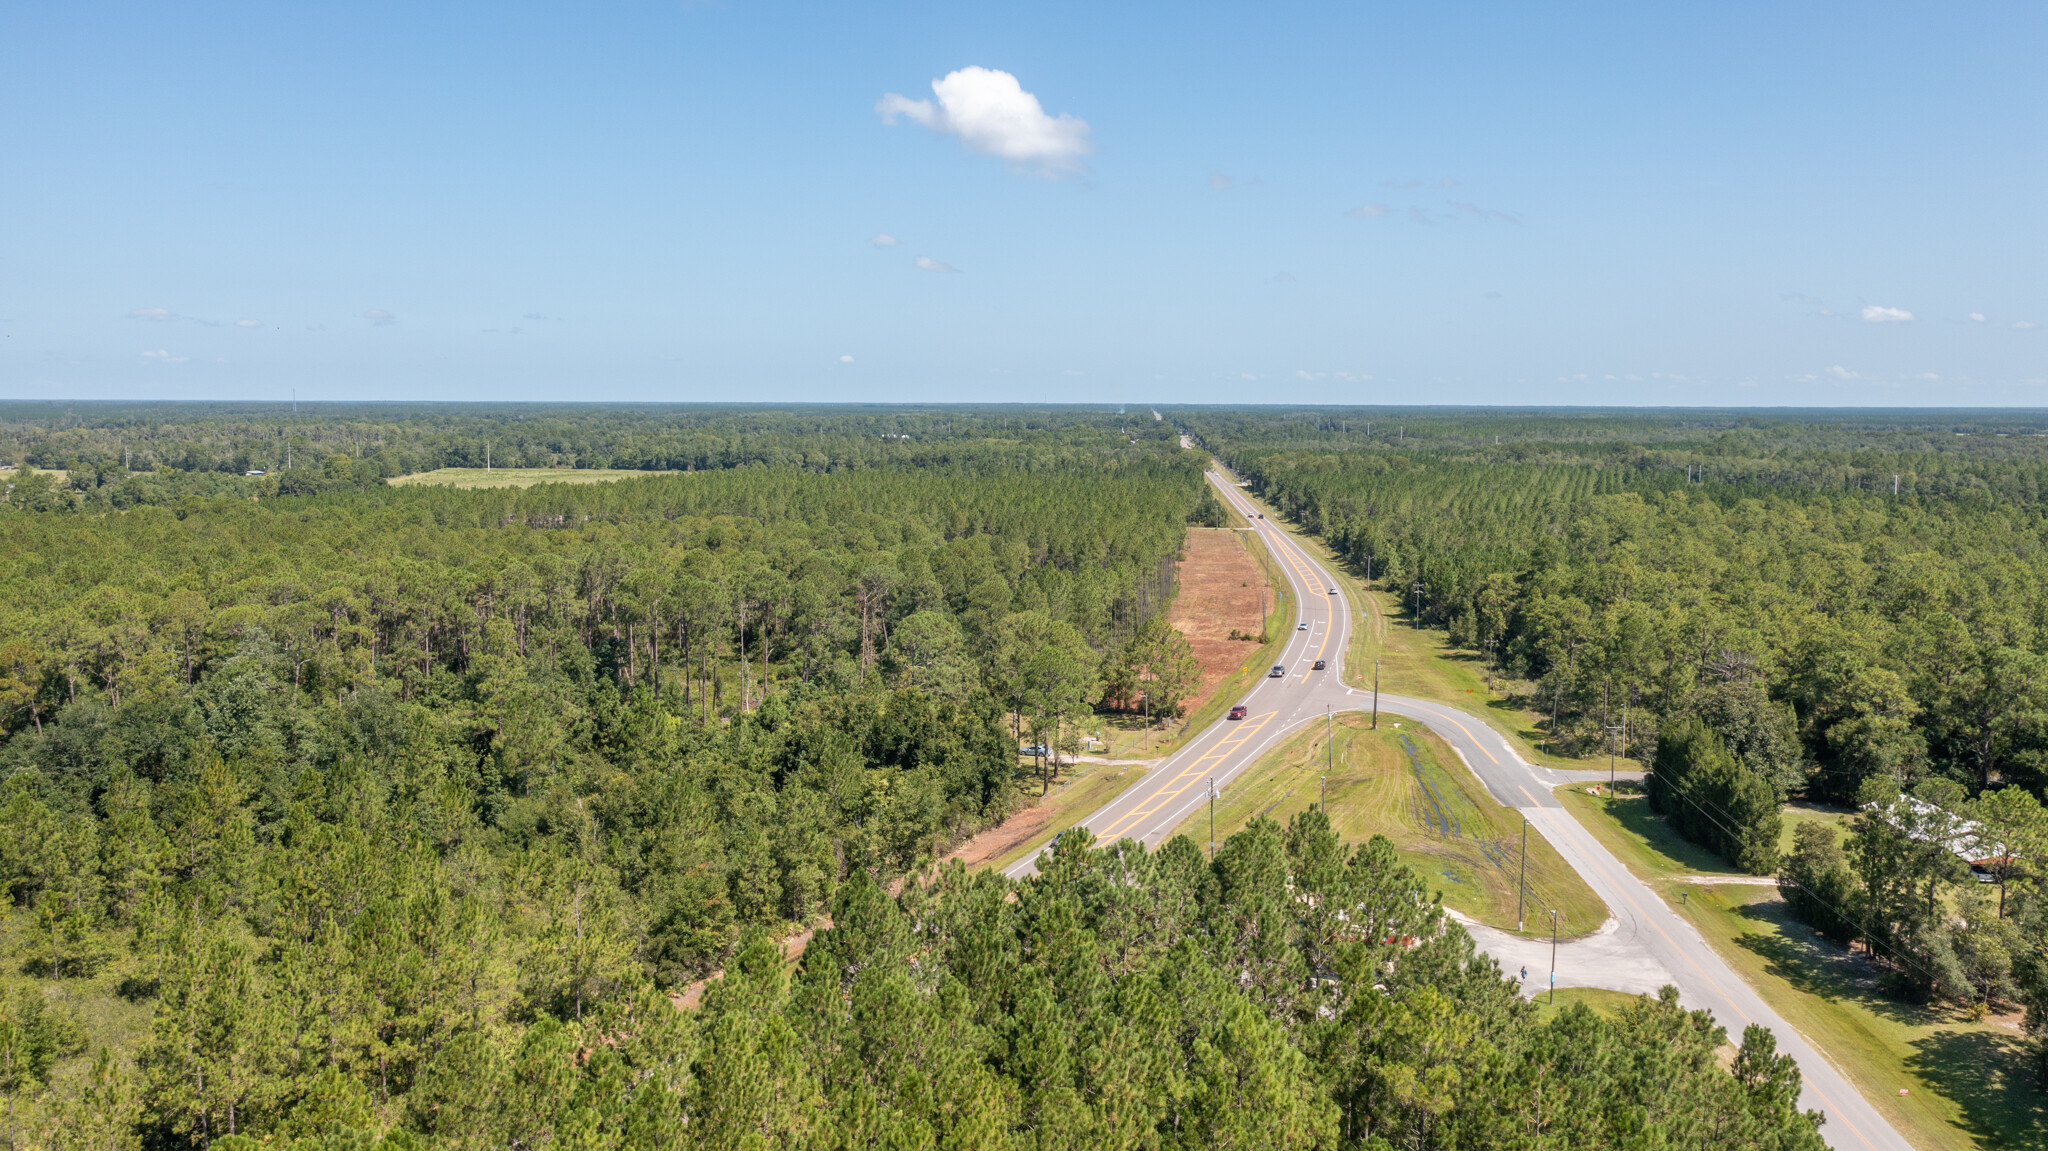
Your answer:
(128, 308), (176, 322)
(1345, 203), (1390, 219)
(1450, 201), (1519, 224)
(1209, 173), (1233, 191)
(1825, 365), (1861, 380)
(364, 309), (396, 326)
(1861, 305), (1913, 323)
(1062, 368), (1085, 376)
(1968, 312), (1986, 322)
(877, 66), (1092, 176)
(2018, 321), (2040, 330)
(139, 349), (187, 363)
(522, 313), (554, 322)
(839, 354), (855, 363)
(235, 319), (262, 328)
(914, 256), (959, 273)
(1239, 373), (1257, 381)
(871, 233), (901, 248)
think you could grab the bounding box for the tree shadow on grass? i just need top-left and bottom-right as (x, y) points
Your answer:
(1728, 897), (1936, 1027)
(1904, 1028), (2048, 1149)
(1598, 792), (1744, 876)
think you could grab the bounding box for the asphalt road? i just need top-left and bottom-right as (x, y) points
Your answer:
(1006, 467), (1914, 1151)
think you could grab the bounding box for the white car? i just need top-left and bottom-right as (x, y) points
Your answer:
(1297, 622), (1309, 631)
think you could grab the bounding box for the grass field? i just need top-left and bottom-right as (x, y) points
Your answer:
(388, 467), (678, 489)
(1162, 714), (1608, 938)
(1559, 782), (2045, 1151)
(1528, 985), (1647, 1025)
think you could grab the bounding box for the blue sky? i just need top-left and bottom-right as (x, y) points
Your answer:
(3, 1), (2043, 405)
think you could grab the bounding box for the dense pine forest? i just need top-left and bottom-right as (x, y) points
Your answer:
(0, 402), (1950, 1147)
(1186, 407), (2048, 1070)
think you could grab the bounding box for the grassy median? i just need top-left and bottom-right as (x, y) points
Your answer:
(1163, 713), (1607, 938)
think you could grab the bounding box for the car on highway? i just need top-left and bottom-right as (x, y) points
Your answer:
(1328, 588), (1337, 595)
(1227, 704), (1248, 720)
(1268, 665), (1285, 677)
(1313, 659), (1326, 670)
(1297, 622), (1308, 631)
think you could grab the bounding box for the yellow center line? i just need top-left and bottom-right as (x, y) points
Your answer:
(1093, 710), (1276, 841)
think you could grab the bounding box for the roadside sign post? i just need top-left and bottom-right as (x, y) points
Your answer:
(1517, 818), (1528, 932)
(1372, 659), (1380, 729)
(1549, 910), (1560, 1004)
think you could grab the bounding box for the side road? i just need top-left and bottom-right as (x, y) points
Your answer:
(1007, 465), (1914, 1151)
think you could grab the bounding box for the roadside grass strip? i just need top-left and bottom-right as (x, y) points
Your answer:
(1559, 783), (2046, 1151)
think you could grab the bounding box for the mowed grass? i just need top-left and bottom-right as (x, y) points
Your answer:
(1528, 985), (1646, 1025)
(1163, 714), (1607, 938)
(388, 467), (679, 489)
(1560, 782), (2046, 1151)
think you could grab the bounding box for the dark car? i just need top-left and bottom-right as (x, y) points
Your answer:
(1313, 659), (1326, 670)
(1228, 704), (1248, 720)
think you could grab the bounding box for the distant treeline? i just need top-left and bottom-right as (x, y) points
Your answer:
(0, 403), (1181, 491)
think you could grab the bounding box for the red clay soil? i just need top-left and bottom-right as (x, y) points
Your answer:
(944, 799), (1055, 869)
(670, 921), (827, 1010)
(1167, 527), (1268, 712)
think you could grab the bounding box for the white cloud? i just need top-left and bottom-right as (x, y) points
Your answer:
(2017, 321), (2039, 330)
(1345, 203), (1390, 219)
(1825, 365), (1861, 380)
(877, 67), (1092, 176)
(1969, 312), (1986, 322)
(839, 354), (855, 363)
(139, 349), (187, 363)
(235, 319), (261, 328)
(1918, 373), (1941, 381)
(128, 308), (175, 321)
(1450, 201), (1520, 223)
(871, 233), (901, 247)
(1296, 370), (1325, 381)
(914, 256), (959, 273)
(1239, 373), (1257, 381)
(1208, 173), (1233, 191)
(363, 309), (396, 326)
(1861, 305), (1913, 323)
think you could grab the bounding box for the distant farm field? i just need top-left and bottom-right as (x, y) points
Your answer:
(387, 467), (678, 489)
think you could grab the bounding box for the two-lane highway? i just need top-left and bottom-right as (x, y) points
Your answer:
(1006, 466), (1914, 1151)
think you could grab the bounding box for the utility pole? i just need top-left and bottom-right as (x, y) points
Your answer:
(1412, 582), (1424, 630)
(1208, 778), (1217, 860)
(1517, 818), (1528, 931)
(1372, 659), (1380, 729)
(1549, 910), (1560, 1003)
(486, 442), (491, 472)
(1893, 474), (1900, 495)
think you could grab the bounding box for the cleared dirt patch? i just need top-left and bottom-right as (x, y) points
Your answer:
(1167, 527), (1268, 713)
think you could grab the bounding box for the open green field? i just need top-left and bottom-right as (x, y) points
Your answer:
(388, 466), (678, 489)
(1163, 713), (1607, 938)
(1559, 782), (2044, 1151)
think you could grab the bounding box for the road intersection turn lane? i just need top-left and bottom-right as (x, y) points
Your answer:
(1004, 467), (1913, 1151)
